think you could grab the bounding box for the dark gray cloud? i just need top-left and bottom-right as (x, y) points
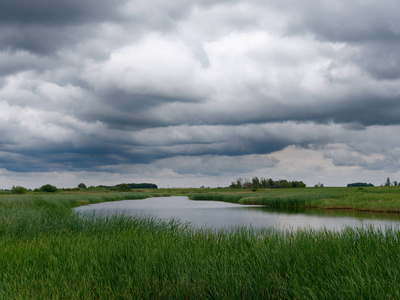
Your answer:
(353, 42), (400, 80)
(0, 0), (218, 55)
(0, 25), (91, 54)
(0, 0), (127, 54)
(0, 0), (127, 26)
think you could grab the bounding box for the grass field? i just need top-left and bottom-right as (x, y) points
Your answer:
(1, 188), (400, 298)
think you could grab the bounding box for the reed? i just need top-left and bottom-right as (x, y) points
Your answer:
(189, 187), (400, 212)
(1, 214), (400, 298)
(0, 192), (167, 238)
(1, 190), (400, 298)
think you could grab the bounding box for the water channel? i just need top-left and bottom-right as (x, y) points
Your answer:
(75, 196), (400, 231)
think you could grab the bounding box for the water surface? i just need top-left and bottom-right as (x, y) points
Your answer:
(75, 196), (400, 231)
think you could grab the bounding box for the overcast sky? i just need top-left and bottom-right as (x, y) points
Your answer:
(1, 0), (400, 189)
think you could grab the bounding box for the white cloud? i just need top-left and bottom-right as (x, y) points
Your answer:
(84, 33), (208, 100)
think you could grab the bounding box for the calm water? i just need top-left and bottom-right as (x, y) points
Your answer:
(75, 196), (400, 231)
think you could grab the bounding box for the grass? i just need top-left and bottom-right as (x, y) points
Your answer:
(0, 191), (169, 238)
(1, 188), (400, 298)
(189, 186), (400, 213)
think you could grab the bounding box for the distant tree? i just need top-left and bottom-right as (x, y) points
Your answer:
(385, 177), (391, 187)
(40, 184), (58, 193)
(78, 183), (87, 189)
(347, 182), (374, 187)
(252, 177), (260, 188)
(11, 185), (27, 194)
(271, 180), (290, 188)
(236, 178), (243, 188)
(314, 183), (324, 188)
(291, 181), (306, 188)
(230, 177), (306, 189)
(116, 183), (132, 192)
(229, 178), (244, 189)
(268, 178), (274, 188)
(394, 181), (398, 186)
(243, 178), (252, 188)
(260, 177), (268, 188)
(127, 183), (158, 189)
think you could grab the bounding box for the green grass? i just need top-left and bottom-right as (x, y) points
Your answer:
(189, 186), (400, 212)
(0, 191), (168, 238)
(1, 189), (400, 298)
(2, 216), (400, 298)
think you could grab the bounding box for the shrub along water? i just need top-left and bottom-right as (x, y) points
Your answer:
(1, 190), (400, 298)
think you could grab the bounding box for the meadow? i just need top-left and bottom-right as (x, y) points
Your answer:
(1, 187), (400, 298)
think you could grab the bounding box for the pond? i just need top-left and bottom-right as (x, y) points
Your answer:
(75, 196), (400, 231)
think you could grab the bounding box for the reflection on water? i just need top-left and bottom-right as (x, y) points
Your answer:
(74, 196), (400, 231)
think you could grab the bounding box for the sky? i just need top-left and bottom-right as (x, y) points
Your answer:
(1, 0), (400, 189)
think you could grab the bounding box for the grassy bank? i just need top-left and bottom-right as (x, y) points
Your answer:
(1, 189), (400, 298)
(189, 186), (400, 213)
(0, 191), (168, 237)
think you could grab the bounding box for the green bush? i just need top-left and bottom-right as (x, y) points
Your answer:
(39, 184), (58, 193)
(115, 183), (132, 192)
(11, 185), (27, 194)
(77, 183), (87, 189)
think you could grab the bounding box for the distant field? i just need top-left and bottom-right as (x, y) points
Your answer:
(1, 188), (400, 298)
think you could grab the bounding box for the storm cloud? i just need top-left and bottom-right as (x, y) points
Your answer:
(1, 0), (400, 188)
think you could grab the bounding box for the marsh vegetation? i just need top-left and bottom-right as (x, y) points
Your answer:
(189, 186), (400, 213)
(1, 187), (400, 298)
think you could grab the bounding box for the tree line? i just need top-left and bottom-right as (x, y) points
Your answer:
(347, 182), (374, 187)
(347, 178), (400, 187)
(97, 183), (158, 191)
(230, 177), (306, 189)
(9, 182), (158, 194)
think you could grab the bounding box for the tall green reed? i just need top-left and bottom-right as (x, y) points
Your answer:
(1, 191), (400, 298)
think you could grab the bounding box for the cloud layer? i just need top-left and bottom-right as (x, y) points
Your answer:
(1, 0), (400, 188)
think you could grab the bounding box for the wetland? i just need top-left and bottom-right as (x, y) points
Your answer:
(2, 187), (400, 298)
